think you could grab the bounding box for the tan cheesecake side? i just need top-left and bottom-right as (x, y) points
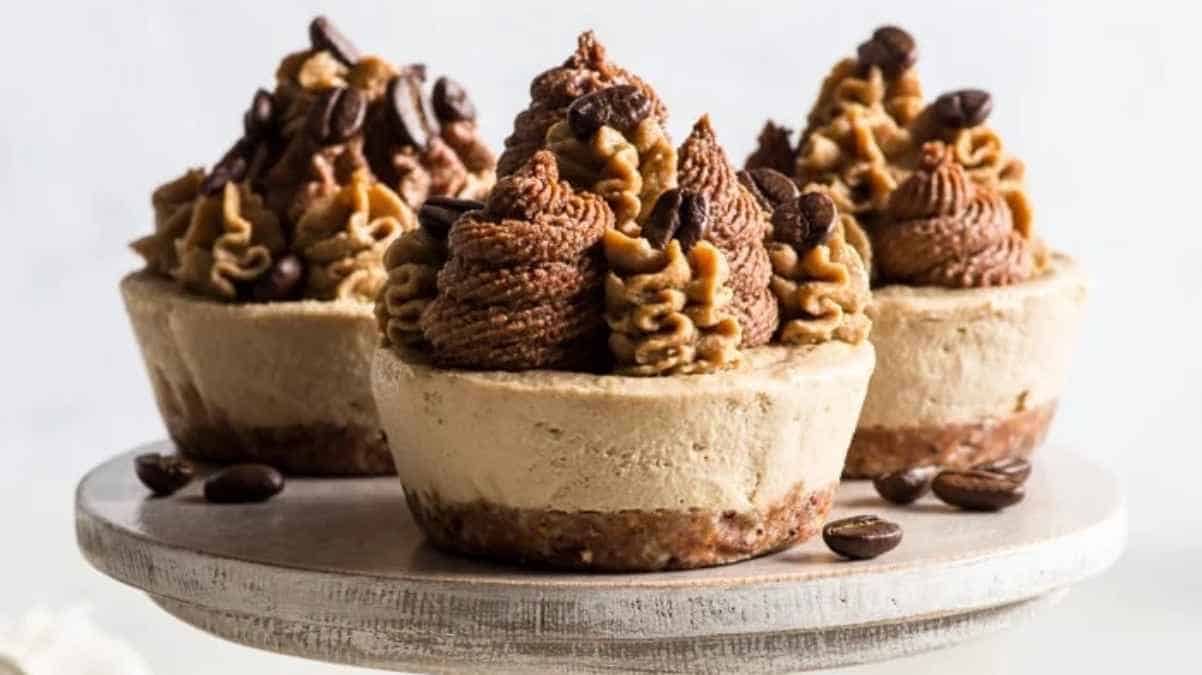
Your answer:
(121, 271), (392, 475)
(372, 341), (875, 571)
(847, 254), (1086, 477)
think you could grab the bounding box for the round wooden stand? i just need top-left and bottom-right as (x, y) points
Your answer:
(76, 443), (1124, 673)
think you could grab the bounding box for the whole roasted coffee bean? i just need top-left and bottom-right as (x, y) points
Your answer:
(932, 470), (1025, 511)
(243, 89), (276, 139)
(674, 190), (710, 253)
(823, 515), (903, 560)
(772, 192), (837, 253)
(933, 89), (993, 129)
(418, 196), (484, 240)
(387, 74), (437, 150)
(643, 188), (684, 250)
(204, 464), (284, 504)
(974, 457), (1032, 484)
(134, 453), (195, 496)
(739, 168), (800, 211)
(306, 87), (366, 145)
(432, 76), (476, 123)
(873, 465), (938, 505)
(199, 138), (255, 196)
(250, 254), (305, 302)
(567, 85), (652, 140)
(308, 15), (360, 66)
(857, 25), (918, 75)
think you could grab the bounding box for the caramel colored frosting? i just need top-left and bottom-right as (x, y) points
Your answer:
(376, 227), (447, 347)
(604, 230), (741, 375)
(677, 116), (779, 347)
(875, 143), (1039, 288)
(497, 31), (669, 178)
(292, 171), (411, 301)
(421, 152), (612, 370)
(770, 219), (872, 346)
(546, 117), (678, 228)
(135, 169), (207, 277)
(165, 179), (287, 300)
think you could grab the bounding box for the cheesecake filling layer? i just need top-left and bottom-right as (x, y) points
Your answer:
(122, 271), (391, 475)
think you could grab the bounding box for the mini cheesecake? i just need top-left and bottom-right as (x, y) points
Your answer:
(373, 341), (874, 571)
(846, 254), (1085, 477)
(122, 272), (391, 475)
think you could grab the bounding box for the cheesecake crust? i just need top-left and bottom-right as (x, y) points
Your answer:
(170, 422), (393, 476)
(404, 482), (836, 572)
(845, 400), (1057, 478)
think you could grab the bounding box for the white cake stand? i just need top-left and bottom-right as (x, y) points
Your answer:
(75, 443), (1124, 674)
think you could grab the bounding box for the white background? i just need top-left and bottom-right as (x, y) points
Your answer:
(1, 1), (1199, 673)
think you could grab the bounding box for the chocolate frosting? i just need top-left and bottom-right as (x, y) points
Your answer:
(421, 152), (612, 370)
(496, 31), (669, 178)
(744, 121), (798, 176)
(875, 143), (1036, 288)
(677, 116), (778, 347)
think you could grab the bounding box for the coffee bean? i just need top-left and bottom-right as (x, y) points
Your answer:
(250, 254), (305, 302)
(386, 74), (438, 150)
(306, 87), (366, 145)
(857, 25), (918, 75)
(432, 77), (476, 123)
(308, 15), (360, 66)
(738, 168), (800, 211)
(643, 188), (684, 250)
(199, 137), (256, 196)
(933, 89), (993, 129)
(932, 470), (1025, 511)
(772, 192), (838, 253)
(973, 457), (1032, 484)
(567, 85), (652, 140)
(418, 196), (483, 240)
(243, 89), (276, 139)
(823, 515), (903, 560)
(204, 464), (284, 504)
(873, 465), (938, 505)
(675, 191), (710, 253)
(134, 453), (195, 496)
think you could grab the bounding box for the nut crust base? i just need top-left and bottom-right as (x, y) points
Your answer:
(172, 423), (394, 476)
(845, 400), (1057, 479)
(404, 483), (836, 572)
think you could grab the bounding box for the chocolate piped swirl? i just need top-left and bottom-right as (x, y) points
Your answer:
(497, 31), (669, 178)
(421, 152), (612, 370)
(875, 143), (1036, 288)
(677, 116), (778, 347)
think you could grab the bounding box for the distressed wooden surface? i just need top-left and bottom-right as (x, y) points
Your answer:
(76, 443), (1125, 673)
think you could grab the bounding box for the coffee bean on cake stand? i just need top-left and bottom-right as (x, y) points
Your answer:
(823, 515), (903, 560)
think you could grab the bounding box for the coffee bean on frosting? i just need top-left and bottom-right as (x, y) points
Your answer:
(873, 465), (938, 505)
(432, 76), (476, 123)
(306, 86), (366, 145)
(772, 192), (837, 253)
(387, 74), (438, 150)
(823, 515), (903, 560)
(134, 453), (195, 496)
(199, 137), (256, 196)
(643, 188), (684, 250)
(250, 254), (305, 302)
(567, 85), (653, 140)
(243, 89), (277, 139)
(308, 15), (360, 66)
(675, 190), (710, 253)
(974, 456), (1032, 484)
(738, 168), (800, 211)
(419, 196), (484, 240)
(932, 469), (1025, 511)
(204, 464), (284, 504)
(857, 25), (918, 75)
(933, 89), (993, 129)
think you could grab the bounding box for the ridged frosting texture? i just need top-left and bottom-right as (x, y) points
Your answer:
(875, 142), (1037, 288)
(604, 230), (741, 375)
(769, 216), (872, 345)
(421, 151), (612, 370)
(376, 228), (447, 347)
(496, 31), (669, 178)
(677, 116), (778, 347)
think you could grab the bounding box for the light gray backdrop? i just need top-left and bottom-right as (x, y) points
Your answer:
(1, 1), (1198, 673)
